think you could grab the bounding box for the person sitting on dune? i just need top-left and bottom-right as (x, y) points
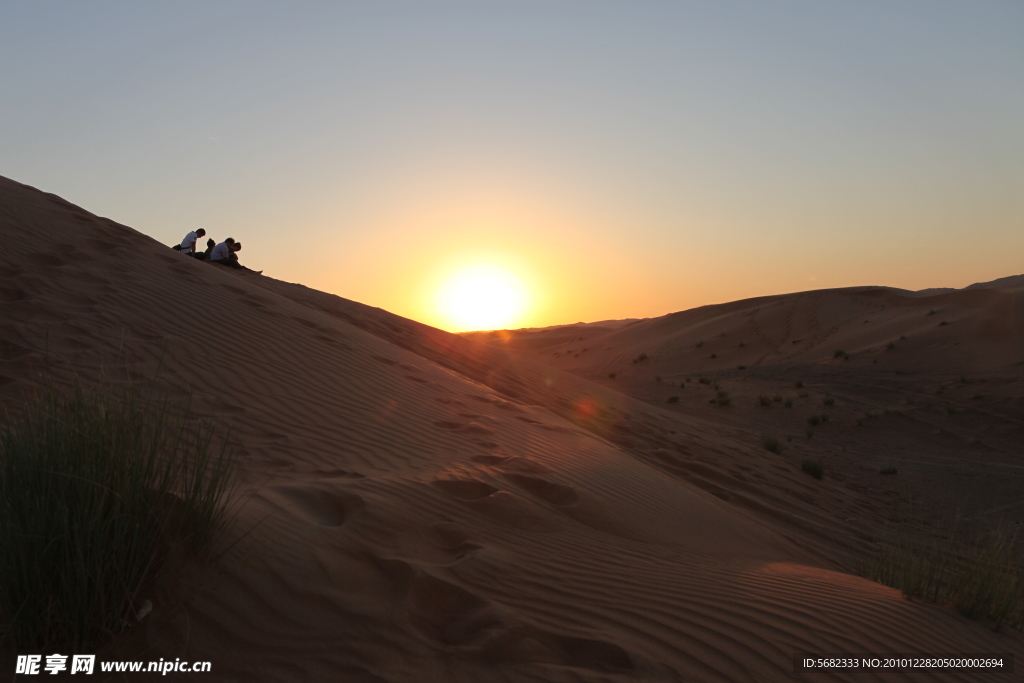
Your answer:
(209, 238), (262, 274)
(208, 237), (236, 266)
(229, 242), (262, 274)
(179, 228), (206, 257)
(201, 237), (216, 260)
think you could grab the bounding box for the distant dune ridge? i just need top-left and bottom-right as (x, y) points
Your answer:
(1, 174), (1021, 681)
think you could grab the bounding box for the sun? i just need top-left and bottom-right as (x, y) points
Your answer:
(437, 264), (528, 331)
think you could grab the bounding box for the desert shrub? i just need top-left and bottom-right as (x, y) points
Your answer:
(879, 467), (898, 475)
(807, 415), (822, 427)
(939, 321), (950, 327)
(666, 395), (679, 404)
(632, 353), (648, 363)
(761, 434), (784, 454)
(758, 395), (772, 407)
(737, 365), (746, 370)
(772, 395), (783, 404)
(794, 381), (804, 389)
(783, 398), (793, 408)
(714, 391), (731, 406)
(886, 342), (895, 350)
(655, 375), (662, 382)
(608, 373), (616, 379)
(695, 341), (704, 348)
(823, 396), (835, 407)
(0, 384), (234, 651)
(801, 460), (824, 479)
(865, 519), (1024, 631)
(834, 349), (845, 359)
(710, 353), (717, 359)
(698, 377), (711, 385)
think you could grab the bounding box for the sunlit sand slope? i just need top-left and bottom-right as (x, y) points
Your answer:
(1, 175), (1020, 681)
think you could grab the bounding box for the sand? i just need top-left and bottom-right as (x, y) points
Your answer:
(0, 174), (1021, 681)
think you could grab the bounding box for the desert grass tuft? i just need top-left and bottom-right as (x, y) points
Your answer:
(761, 434), (784, 454)
(801, 459), (824, 479)
(865, 518), (1024, 631)
(0, 383), (234, 651)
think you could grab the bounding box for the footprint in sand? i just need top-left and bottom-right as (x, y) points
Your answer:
(502, 474), (580, 507)
(431, 479), (499, 501)
(268, 485), (365, 527)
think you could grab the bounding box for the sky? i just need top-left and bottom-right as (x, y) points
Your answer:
(2, 0), (1022, 331)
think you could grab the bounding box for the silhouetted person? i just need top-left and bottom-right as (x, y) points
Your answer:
(179, 228), (206, 257)
(208, 237), (237, 266)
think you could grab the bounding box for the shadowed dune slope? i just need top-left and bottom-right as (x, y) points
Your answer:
(1, 175), (1021, 681)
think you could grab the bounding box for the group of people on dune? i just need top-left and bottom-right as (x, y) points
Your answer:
(178, 228), (260, 274)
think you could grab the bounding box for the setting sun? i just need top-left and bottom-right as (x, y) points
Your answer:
(436, 264), (528, 332)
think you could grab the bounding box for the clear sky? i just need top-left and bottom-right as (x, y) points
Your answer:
(2, 1), (1021, 331)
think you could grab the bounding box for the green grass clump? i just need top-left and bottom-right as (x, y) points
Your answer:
(0, 384), (234, 651)
(801, 459), (824, 479)
(761, 434), (784, 454)
(865, 519), (1024, 631)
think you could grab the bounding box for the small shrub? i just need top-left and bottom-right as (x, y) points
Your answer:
(695, 341), (704, 349)
(855, 418), (864, 427)
(833, 349), (845, 359)
(739, 342), (746, 348)
(807, 415), (822, 427)
(879, 467), (898, 475)
(960, 376), (968, 384)
(805, 427), (814, 439)
(823, 396), (834, 407)
(758, 394), (772, 407)
(798, 391), (809, 398)
(632, 352), (648, 363)
(698, 377), (711, 385)
(794, 381), (804, 389)
(737, 365), (746, 370)
(783, 398), (793, 408)
(714, 391), (731, 406)
(886, 342), (895, 350)
(666, 395), (679, 404)
(927, 309), (936, 316)
(761, 434), (784, 454)
(801, 460), (824, 479)
(608, 373), (616, 379)
(772, 394), (783, 404)
(655, 375), (662, 382)
(939, 321), (950, 327)
(710, 353), (717, 359)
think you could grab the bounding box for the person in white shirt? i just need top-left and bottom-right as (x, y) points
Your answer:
(179, 228), (206, 257)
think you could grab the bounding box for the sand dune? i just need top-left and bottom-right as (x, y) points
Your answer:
(1, 175), (1021, 681)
